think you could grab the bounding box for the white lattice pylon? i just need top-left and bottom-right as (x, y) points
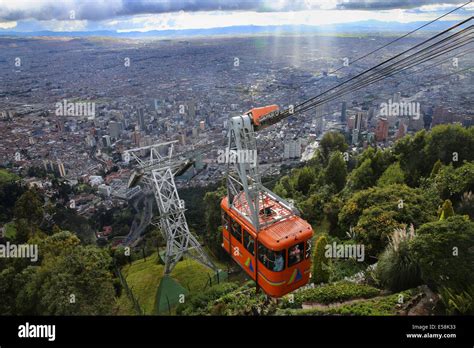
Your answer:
(151, 166), (217, 274)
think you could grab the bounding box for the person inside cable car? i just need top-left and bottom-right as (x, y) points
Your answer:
(274, 253), (284, 272)
(246, 236), (254, 254)
(289, 243), (303, 265)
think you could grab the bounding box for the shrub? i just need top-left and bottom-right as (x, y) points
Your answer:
(438, 199), (454, 220)
(410, 216), (474, 290)
(457, 191), (474, 220)
(439, 286), (474, 315)
(283, 281), (380, 309)
(327, 290), (413, 316)
(376, 225), (422, 292)
(313, 235), (329, 284)
(176, 282), (239, 315)
(352, 208), (402, 259)
(326, 258), (367, 283)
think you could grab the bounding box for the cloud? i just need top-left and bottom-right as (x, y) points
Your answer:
(0, 0), (469, 21)
(335, 0), (466, 10)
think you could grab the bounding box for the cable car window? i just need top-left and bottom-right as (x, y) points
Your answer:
(243, 230), (255, 255)
(258, 243), (285, 272)
(288, 242), (304, 267)
(305, 239), (312, 259)
(230, 219), (242, 243)
(221, 211), (229, 230)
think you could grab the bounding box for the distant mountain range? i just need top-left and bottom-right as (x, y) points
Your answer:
(0, 20), (460, 39)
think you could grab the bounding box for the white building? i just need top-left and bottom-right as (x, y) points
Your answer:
(283, 139), (302, 159)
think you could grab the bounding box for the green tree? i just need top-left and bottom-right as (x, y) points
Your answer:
(338, 184), (438, 234)
(432, 162), (474, 202)
(395, 125), (474, 186)
(410, 216), (474, 290)
(319, 131), (348, 165)
(347, 158), (374, 190)
(430, 159), (443, 178)
(377, 162), (405, 186)
(33, 245), (115, 315)
(296, 167), (316, 195)
(313, 235), (329, 284)
(0, 178), (24, 223)
(439, 199), (455, 220)
(203, 187), (228, 260)
(273, 175), (290, 198)
(394, 129), (429, 186)
(353, 208), (402, 259)
(348, 147), (395, 190)
(323, 196), (344, 237)
(424, 124), (474, 170)
(14, 190), (44, 226)
(324, 151), (347, 192)
(298, 185), (333, 224)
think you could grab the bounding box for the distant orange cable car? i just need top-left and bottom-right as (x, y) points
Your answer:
(221, 193), (313, 297)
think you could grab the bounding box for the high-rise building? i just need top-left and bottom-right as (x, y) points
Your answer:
(375, 118), (389, 142)
(132, 131), (141, 147)
(102, 135), (111, 147)
(109, 121), (121, 140)
(352, 129), (359, 145)
(393, 92), (401, 104)
(137, 108), (145, 131)
(57, 161), (66, 177)
(395, 120), (408, 140)
(85, 135), (96, 147)
(283, 139), (301, 159)
(315, 105), (324, 134)
(354, 112), (363, 131)
(179, 133), (186, 146)
(341, 102), (347, 123)
(187, 102), (196, 119)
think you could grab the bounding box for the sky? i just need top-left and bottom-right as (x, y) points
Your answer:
(0, 0), (472, 32)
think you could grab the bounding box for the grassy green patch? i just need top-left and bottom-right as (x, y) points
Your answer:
(0, 169), (18, 184)
(119, 253), (215, 315)
(4, 222), (16, 239)
(114, 293), (136, 315)
(282, 281), (380, 309)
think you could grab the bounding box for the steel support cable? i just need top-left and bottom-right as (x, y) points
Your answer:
(296, 39), (474, 116)
(409, 45), (474, 75)
(327, 1), (473, 75)
(254, 28), (474, 127)
(294, 27), (474, 114)
(298, 34), (474, 114)
(292, 16), (473, 112)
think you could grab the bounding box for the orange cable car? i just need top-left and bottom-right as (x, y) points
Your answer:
(221, 193), (313, 297)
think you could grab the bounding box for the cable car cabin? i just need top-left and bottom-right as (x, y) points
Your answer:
(221, 194), (313, 297)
